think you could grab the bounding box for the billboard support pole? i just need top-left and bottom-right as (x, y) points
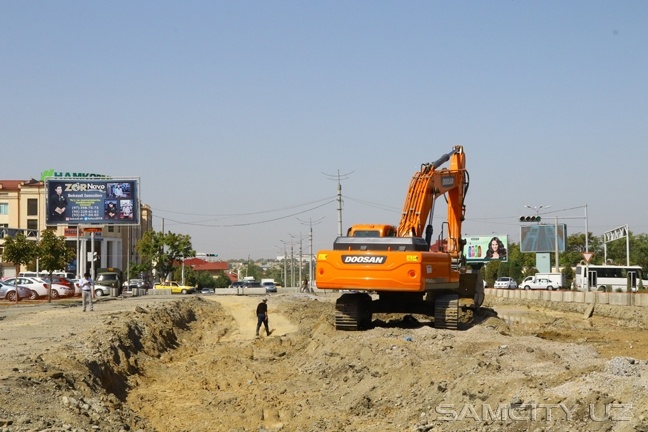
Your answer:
(76, 226), (80, 278)
(91, 232), (95, 278)
(554, 217), (559, 273)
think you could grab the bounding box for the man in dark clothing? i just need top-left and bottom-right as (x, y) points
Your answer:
(255, 298), (271, 337)
(49, 185), (68, 222)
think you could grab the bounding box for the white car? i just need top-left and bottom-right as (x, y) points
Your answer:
(521, 278), (558, 290)
(2, 277), (73, 299)
(93, 284), (114, 297)
(494, 277), (517, 289)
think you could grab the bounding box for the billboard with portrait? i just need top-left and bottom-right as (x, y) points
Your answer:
(520, 224), (567, 253)
(45, 179), (140, 225)
(465, 235), (509, 262)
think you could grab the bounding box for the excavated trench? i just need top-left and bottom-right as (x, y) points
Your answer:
(42, 294), (648, 432)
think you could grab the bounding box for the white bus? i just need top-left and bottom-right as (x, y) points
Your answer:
(574, 264), (648, 292)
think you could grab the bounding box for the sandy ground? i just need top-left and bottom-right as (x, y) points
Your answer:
(1, 292), (648, 431)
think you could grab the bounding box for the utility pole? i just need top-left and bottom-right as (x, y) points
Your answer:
(323, 170), (354, 237)
(298, 217), (325, 292)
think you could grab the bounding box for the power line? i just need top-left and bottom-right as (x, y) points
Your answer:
(152, 199), (336, 228)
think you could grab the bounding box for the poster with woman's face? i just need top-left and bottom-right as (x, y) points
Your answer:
(465, 235), (508, 262)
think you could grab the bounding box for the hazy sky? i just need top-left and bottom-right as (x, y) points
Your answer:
(2, 1), (647, 260)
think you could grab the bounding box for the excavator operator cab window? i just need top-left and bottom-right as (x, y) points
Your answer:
(352, 230), (382, 237)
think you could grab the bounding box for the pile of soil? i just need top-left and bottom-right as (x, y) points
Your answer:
(0, 293), (647, 431)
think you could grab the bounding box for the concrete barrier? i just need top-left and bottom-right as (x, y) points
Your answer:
(486, 288), (648, 308)
(609, 292), (630, 306)
(213, 288), (238, 296)
(149, 289), (172, 295)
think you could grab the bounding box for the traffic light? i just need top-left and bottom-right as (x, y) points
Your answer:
(519, 216), (541, 222)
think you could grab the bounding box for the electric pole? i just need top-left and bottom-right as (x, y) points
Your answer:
(323, 169), (354, 237)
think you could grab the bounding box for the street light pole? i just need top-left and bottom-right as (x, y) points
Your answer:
(524, 204), (552, 274)
(524, 204), (551, 220)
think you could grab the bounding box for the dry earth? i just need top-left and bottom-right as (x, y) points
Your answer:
(1, 292), (648, 432)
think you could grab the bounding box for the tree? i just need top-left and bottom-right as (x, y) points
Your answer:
(135, 230), (195, 282)
(1, 233), (37, 304)
(38, 230), (69, 303)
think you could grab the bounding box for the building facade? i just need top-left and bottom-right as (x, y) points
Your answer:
(0, 179), (152, 278)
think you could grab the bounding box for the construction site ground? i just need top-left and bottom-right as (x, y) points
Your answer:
(1, 291), (648, 432)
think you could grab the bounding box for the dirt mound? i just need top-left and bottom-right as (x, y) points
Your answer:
(1, 294), (648, 431)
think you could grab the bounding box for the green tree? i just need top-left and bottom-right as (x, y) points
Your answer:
(214, 273), (232, 288)
(604, 232), (648, 269)
(239, 260), (262, 281)
(38, 230), (69, 303)
(558, 232), (602, 267)
(1, 233), (37, 304)
(135, 230), (195, 282)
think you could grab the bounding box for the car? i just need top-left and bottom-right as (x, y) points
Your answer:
(229, 282), (245, 289)
(200, 287), (214, 294)
(494, 277), (517, 289)
(2, 277), (73, 299)
(93, 284), (114, 297)
(521, 278), (558, 290)
(122, 279), (151, 291)
(39, 275), (76, 295)
(153, 281), (196, 294)
(0, 282), (33, 302)
(262, 282), (278, 293)
(69, 279), (81, 295)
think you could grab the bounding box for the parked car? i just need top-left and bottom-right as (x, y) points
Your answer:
(122, 279), (151, 291)
(93, 284), (114, 297)
(229, 282), (245, 289)
(153, 281), (196, 294)
(200, 287), (214, 294)
(494, 277), (517, 289)
(521, 278), (558, 290)
(2, 277), (73, 299)
(38, 275), (74, 288)
(263, 282), (278, 293)
(70, 279), (81, 296)
(0, 282), (33, 302)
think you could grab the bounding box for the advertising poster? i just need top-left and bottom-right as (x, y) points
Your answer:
(465, 235), (509, 262)
(45, 179), (140, 225)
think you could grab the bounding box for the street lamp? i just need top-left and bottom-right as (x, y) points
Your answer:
(524, 204), (551, 216)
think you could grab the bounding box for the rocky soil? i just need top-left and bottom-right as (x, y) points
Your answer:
(1, 292), (648, 432)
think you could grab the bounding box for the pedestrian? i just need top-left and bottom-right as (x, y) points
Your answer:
(255, 298), (271, 337)
(300, 277), (310, 293)
(77, 272), (95, 312)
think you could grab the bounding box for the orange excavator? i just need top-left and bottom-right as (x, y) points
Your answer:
(315, 145), (484, 330)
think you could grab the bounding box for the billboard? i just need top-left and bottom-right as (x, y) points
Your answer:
(520, 224), (567, 253)
(465, 235), (509, 262)
(46, 179), (140, 226)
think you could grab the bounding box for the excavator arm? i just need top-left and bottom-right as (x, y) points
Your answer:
(396, 145), (468, 258)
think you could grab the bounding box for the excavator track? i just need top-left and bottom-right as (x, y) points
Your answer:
(335, 293), (372, 331)
(434, 293), (459, 330)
